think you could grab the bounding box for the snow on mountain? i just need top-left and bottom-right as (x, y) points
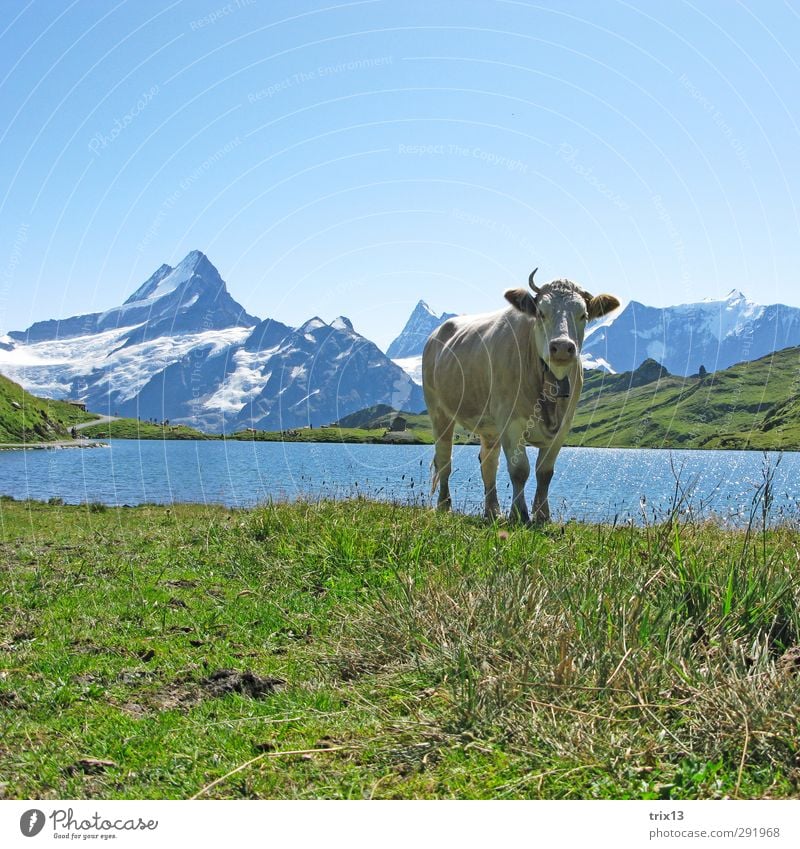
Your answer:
(386, 300), (457, 360)
(391, 355), (424, 384)
(0, 252), (425, 431)
(0, 322), (254, 411)
(387, 288), (800, 380)
(580, 352), (615, 374)
(229, 313), (424, 431)
(582, 289), (800, 376)
(9, 250), (258, 346)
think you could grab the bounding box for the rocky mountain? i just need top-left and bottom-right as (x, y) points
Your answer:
(386, 300), (457, 383)
(386, 300), (457, 359)
(0, 252), (424, 432)
(9, 250), (258, 345)
(582, 289), (800, 376)
(211, 315), (423, 431)
(388, 288), (800, 380)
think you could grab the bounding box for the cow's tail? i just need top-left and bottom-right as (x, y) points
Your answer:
(430, 456), (440, 495)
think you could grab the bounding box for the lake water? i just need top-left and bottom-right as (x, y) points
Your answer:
(0, 440), (798, 526)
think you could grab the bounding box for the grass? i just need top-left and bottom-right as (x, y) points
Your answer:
(226, 421), (477, 445)
(0, 374), (95, 443)
(0, 493), (798, 800)
(78, 418), (213, 440)
(569, 346), (800, 450)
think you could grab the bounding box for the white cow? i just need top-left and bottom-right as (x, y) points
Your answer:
(422, 270), (620, 523)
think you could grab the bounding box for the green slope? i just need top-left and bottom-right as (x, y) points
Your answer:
(568, 347), (800, 450)
(0, 373), (96, 443)
(78, 418), (213, 440)
(315, 346), (800, 451)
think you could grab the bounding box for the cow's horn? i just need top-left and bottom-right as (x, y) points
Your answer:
(528, 267), (540, 294)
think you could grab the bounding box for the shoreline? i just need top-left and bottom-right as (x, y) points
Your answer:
(0, 439), (108, 451)
(0, 435), (795, 454)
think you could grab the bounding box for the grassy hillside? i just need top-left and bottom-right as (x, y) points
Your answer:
(0, 373), (96, 443)
(0, 497), (797, 799)
(569, 347), (800, 450)
(79, 418), (213, 440)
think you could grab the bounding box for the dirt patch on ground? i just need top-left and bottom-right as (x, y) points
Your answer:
(200, 669), (285, 698)
(64, 757), (117, 776)
(0, 690), (23, 708)
(134, 668), (286, 713)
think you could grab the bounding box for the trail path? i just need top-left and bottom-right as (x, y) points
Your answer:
(73, 415), (120, 431)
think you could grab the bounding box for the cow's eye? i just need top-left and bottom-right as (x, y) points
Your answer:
(579, 313), (588, 322)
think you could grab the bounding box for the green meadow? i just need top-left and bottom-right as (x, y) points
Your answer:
(0, 495), (797, 800)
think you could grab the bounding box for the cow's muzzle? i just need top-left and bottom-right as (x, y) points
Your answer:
(549, 337), (577, 362)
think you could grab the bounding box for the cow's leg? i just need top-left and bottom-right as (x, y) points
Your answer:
(430, 413), (455, 511)
(501, 425), (530, 524)
(532, 445), (561, 523)
(479, 436), (501, 520)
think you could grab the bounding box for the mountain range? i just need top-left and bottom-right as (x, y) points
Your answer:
(0, 251), (422, 432)
(581, 289), (800, 376)
(2, 253), (799, 434)
(386, 289), (800, 379)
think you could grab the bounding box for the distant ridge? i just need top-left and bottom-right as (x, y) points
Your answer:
(386, 300), (457, 359)
(582, 289), (800, 376)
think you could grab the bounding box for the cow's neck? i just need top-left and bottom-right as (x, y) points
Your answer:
(540, 358), (572, 398)
(535, 357), (583, 439)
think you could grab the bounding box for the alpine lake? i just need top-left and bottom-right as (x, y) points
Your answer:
(1, 439), (798, 526)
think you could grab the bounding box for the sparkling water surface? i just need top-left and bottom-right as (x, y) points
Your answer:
(0, 440), (797, 526)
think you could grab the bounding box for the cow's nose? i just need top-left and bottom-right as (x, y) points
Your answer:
(549, 338), (576, 359)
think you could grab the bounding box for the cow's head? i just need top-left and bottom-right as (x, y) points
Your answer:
(504, 269), (620, 379)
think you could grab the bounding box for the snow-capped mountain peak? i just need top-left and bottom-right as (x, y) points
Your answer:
(8, 251), (259, 347)
(331, 316), (354, 332)
(123, 263), (173, 304)
(0, 254), (425, 431)
(123, 251), (231, 306)
(582, 289), (796, 376)
(386, 299), (458, 360)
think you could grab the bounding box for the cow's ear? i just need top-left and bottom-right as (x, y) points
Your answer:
(504, 288), (537, 316)
(587, 293), (620, 320)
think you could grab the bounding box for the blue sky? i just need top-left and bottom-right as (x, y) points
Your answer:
(1, 0), (798, 349)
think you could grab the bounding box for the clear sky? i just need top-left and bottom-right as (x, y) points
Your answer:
(1, 0), (798, 350)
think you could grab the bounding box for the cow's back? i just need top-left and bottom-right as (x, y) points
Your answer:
(422, 308), (532, 430)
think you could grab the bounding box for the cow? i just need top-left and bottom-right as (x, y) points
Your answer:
(422, 269), (620, 524)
